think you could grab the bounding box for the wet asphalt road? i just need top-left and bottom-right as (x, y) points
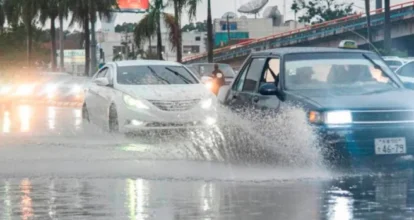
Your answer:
(0, 105), (414, 219)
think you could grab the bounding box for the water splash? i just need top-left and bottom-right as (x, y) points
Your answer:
(215, 104), (324, 168)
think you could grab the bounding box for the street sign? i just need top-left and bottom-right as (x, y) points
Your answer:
(117, 0), (149, 12)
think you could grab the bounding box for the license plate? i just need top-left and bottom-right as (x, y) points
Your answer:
(375, 137), (406, 155)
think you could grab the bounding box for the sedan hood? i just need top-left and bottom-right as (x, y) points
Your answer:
(287, 89), (414, 110)
(117, 84), (212, 101)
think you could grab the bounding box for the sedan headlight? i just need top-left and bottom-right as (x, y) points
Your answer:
(309, 110), (352, 125)
(72, 85), (82, 94)
(123, 94), (149, 109)
(46, 84), (57, 93)
(0, 86), (12, 94)
(200, 98), (213, 109)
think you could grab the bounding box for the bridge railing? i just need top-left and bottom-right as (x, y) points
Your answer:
(182, 1), (414, 63)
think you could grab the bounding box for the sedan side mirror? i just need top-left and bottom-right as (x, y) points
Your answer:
(259, 83), (285, 100)
(94, 77), (110, 86)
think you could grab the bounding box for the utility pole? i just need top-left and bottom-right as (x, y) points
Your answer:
(365, 0), (372, 50)
(207, 0), (214, 63)
(227, 15), (231, 46)
(59, 16), (64, 72)
(384, 0), (391, 53)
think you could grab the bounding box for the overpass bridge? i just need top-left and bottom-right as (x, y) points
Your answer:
(182, 1), (414, 69)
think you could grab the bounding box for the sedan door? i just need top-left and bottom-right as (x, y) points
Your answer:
(92, 67), (116, 125)
(85, 68), (108, 122)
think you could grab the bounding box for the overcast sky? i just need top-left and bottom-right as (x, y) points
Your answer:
(59, 0), (404, 31)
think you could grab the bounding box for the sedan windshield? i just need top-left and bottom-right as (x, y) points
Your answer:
(117, 65), (198, 85)
(284, 53), (399, 95)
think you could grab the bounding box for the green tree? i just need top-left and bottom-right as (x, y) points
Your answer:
(182, 21), (207, 32)
(3, 0), (40, 66)
(115, 22), (136, 33)
(291, 0), (354, 24)
(0, 24), (50, 69)
(58, 0), (70, 71)
(134, 0), (178, 60)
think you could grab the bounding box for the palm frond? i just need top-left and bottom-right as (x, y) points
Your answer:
(186, 0), (202, 21)
(162, 12), (179, 50)
(134, 12), (157, 48)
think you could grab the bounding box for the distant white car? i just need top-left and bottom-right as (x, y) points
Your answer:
(82, 60), (218, 133)
(382, 56), (408, 72)
(395, 61), (414, 83)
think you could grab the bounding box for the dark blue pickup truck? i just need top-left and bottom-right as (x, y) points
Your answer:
(218, 40), (414, 167)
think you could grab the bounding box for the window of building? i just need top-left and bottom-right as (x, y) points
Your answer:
(183, 45), (200, 54)
(195, 36), (201, 41)
(220, 22), (237, 31)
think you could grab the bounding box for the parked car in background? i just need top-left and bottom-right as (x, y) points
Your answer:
(382, 56), (408, 72)
(395, 61), (414, 83)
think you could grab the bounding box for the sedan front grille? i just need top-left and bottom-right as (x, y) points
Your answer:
(148, 99), (200, 111)
(352, 110), (414, 124)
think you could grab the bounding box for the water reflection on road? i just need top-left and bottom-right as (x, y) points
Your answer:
(0, 105), (414, 219)
(0, 171), (412, 219)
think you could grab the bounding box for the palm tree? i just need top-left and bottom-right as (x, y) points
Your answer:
(0, 0), (5, 32)
(3, 0), (39, 66)
(171, 0), (201, 63)
(58, 0), (70, 71)
(89, 0), (117, 74)
(70, 0), (117, 76)
(69, 0), (90, 76)
(39, 0), (59, 71)
(134, 0), (178, 60)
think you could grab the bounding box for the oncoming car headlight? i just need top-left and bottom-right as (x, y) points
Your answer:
(123, 94), (149, 109)
(200, 98), (213, 109)
(0, 86), (12, 94)
(72, 85), (82, 93)
(309, 110), (352, 125)
(15, 84), (35, 96)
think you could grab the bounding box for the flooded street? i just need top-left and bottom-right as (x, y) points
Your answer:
(0, 105), (413, 219)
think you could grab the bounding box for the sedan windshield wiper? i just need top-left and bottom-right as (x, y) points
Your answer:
(165, 67), (193, 84)
(362, 53), (399, 86)
(147, 66), (170, 84)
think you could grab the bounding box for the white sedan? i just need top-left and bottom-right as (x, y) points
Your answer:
(82, 60), (218, 133)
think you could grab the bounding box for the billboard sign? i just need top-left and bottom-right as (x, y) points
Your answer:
(117, 0), (149, 12)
